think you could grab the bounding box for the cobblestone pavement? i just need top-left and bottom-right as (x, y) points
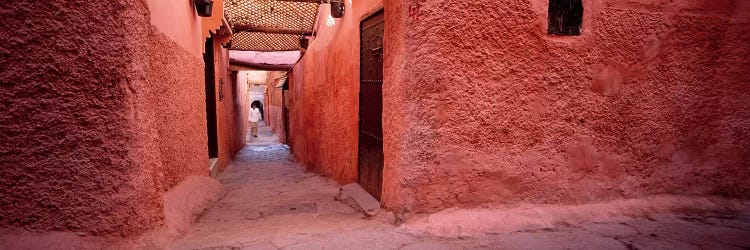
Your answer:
(170, 123), (750, 250)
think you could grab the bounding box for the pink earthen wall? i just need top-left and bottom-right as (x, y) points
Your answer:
(0, 0), (237, 237)
(290, 0), (750, 215)
(146, 0), (204, 58)
(147, 28), (209, 189)
(289, 0), (384, 183)
(265, 71), (286, 143)
(233, 70), (251, 156)
(215, 39), (248, 171)
(269, 106), (285, 142)
(383, 0), (750, 214)
(0, 1), (163, 235)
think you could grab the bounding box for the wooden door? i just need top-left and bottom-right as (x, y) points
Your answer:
(358, 11), (385, 200)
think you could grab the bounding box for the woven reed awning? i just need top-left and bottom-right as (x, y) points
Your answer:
(224, 0), (320, 51)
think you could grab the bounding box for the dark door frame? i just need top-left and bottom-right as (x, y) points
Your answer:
(357, 10), (385, 200)
(204, 37), (219, 159)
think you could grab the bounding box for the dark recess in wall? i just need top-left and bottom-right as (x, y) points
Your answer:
(548, 0), (583, 35)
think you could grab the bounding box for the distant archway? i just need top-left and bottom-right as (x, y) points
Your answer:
(251, 100), (264, 121)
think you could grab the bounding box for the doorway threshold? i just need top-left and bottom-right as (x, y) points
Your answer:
(337, 183), (381, 217)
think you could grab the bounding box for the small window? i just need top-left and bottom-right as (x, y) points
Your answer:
(548, 0), (583, 35)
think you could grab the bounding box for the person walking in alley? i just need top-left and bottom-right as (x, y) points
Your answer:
(249, 105), (261, 138)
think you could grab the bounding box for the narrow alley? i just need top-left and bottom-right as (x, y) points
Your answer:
(2, 0), (750, 249)
(173, 123), (403, 249)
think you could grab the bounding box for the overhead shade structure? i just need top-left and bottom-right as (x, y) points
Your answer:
(224, 0), (320, 51)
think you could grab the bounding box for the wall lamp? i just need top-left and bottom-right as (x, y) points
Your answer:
(194, 0), (214, 17)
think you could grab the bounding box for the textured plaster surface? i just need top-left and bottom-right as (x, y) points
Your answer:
(0, 176), (224, 249)
(162, 176), (224, 238)
(147, 28), (209, 189)
(0, 0), (228, 236)
(404, 195), (749, 237)
(288, 0), (384, 184)
(0, 1), (163, 236)
(381, 0), (750, 214)
(268, 106), (285, 143)
(265, 71), (287, 143)
(214, 40), (248, 171)
(146, 0), (204, 57)
(290, 0), (750, 215)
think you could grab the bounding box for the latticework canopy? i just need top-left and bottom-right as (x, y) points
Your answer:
(224, 0), (320, 51)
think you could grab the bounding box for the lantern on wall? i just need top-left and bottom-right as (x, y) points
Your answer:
(330, 1), (344, 18)
(194, 0), (214, 17)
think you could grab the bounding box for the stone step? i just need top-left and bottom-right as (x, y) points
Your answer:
(336, 183), (381, 217)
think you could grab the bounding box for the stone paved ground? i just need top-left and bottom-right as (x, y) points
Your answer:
(170, 123), (750, 250)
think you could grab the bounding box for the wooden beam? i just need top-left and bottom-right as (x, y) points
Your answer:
(232, 25), (313, 36)
(229, 59), (294, 71)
